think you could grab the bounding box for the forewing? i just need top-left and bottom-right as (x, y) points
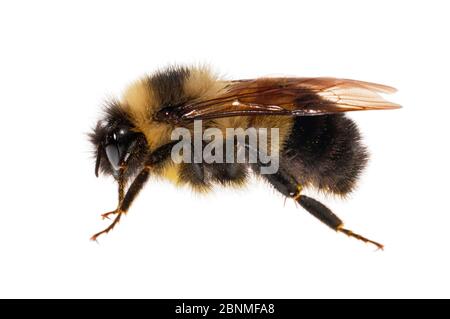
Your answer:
(155, 77), (400, 124)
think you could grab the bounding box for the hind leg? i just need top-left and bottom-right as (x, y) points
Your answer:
(262, 167), (383, 250)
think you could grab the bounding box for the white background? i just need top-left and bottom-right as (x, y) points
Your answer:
(1, 0), (449, 298)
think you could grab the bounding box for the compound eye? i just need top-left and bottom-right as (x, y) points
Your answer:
(105, 141), (120, 170)
(104, 128), (134, 171)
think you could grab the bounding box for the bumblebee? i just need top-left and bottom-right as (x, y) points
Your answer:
(89, 66), (400, 248)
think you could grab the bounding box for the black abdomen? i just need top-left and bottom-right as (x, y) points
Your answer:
(281, 114), (368, 195)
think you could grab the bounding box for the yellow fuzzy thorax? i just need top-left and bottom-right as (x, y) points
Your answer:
(121, 66), (225, 151)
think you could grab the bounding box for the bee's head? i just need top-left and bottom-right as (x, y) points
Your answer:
(89, 101), (148, 179)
